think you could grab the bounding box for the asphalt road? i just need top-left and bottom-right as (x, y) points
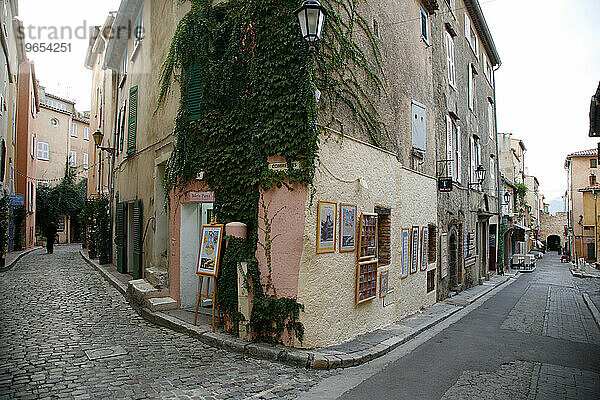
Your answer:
(327, 252), (600, 399)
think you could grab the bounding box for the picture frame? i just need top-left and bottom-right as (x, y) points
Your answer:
(316, 201), (337, 253)
(401, 228), (410, 278)
(196, 224), (224, 277)
(441, 233), (448, 278)
(379, 270), (389, 298)
(410, 226), (419, 274)
(420, 226), (429, 271)
(339, 203), (357, 252)
(356, 258), (378, 304)
(357, 213), (378, 261)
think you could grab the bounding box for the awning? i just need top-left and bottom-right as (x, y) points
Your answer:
(514, 223), (531, 232)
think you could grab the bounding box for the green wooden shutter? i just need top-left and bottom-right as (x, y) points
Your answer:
(128, 86), (138, 154)
(132, 199), (143, 279)
(115, 202), (126, 273)
(185, 63), (202, 121)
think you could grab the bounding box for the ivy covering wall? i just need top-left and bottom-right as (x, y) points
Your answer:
(158, 0), (383, 344)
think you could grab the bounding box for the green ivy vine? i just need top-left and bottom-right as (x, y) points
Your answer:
(158, 0), (384, 345)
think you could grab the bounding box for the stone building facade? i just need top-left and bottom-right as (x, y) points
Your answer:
(432, 0), (501, 298)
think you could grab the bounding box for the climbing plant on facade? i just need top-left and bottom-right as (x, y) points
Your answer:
(157, 0), (384, 344)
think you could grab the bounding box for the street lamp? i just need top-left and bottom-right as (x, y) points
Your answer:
(294, 0), (328, 52)
(93, 129), (115, 155)
(503, 191), (511, 206)
(469, 165), (486, 188)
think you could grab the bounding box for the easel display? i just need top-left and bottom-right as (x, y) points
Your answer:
(194, 223), (224, 332)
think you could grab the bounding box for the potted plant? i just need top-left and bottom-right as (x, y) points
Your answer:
(0, 195), (9, 269)
(96, 195), (111, 265)
(87, 200), (98, 259)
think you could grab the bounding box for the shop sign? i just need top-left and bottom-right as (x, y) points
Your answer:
(188, 191), (215, 203)
(268, 161), (300, 172)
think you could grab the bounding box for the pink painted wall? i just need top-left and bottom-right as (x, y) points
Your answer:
(255, 181), (307, 298)
(168, 180), (210, 306)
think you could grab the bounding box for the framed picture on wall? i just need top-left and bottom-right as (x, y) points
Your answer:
(316, 201), (337, 253)
(441, 233), (448, 278)
(196, 224), (224, 277)
(379, 270), (389, 298)
(358, 213), (378, 260)
(420, 226), (429, 271)
(401, 228), (410, 278)
(339, 203), (357, 252)
(410, 226), (420, 274)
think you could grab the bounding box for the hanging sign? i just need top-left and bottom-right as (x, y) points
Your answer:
(196, 224), (224, 277)
(188, 191), (215, 203)
(438, 177), (452, 192)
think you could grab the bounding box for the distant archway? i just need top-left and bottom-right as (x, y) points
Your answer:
(547, 235), (561, 251)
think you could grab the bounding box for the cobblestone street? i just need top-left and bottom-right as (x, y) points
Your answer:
(0, 245), (330, 399)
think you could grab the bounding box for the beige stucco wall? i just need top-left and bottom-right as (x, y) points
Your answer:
(296, 132), (437, 348)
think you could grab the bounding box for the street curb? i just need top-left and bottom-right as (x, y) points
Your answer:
(79, 249), (127, 295)
(582, 293), (600, 329)
(78, 249), (516, 370)
(570, 268), (600, 279)
(0, 246), (42, 272)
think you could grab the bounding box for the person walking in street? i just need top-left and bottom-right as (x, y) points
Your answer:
(46, 222), (57, 254)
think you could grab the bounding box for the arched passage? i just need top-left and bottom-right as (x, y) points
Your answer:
(547, 235), (561, 251)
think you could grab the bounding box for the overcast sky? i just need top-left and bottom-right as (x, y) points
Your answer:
(18, 0), (600, 207)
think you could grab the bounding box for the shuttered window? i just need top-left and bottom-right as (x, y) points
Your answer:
(445, 30), (456, 87)
(185, 63), (203, 121)
(411, 101), (426, 151)
(128, 86), (138, 154)
(115, 202), (126, 273)
(446, 116), (460, 182)
(132, 199), (143, 279)
(428, 224), (436, 263)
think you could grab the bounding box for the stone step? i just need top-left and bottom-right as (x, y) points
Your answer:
(146, 297), (177, 312)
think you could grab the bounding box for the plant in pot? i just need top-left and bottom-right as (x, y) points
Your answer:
(87, 199), (98, 259)
(0, 195), (9, 269)
(96, 195), (111, 265)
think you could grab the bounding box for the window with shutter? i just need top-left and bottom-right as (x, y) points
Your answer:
(428, 224), (437, 263)
(468, 64), (475, 111)
(488, 101), (494, 139)
(446, 116), (454, 180)
(115, 202), (126, 273)
(445, 31), (455, 87)
(132, 199), (143, 279)
(128, 86), (138, 154)
(411, 101), (426, 151)
(456, 126), (462, 184)
(186, 63), (203, 121)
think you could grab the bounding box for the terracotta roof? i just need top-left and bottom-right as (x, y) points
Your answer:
(567, 148), (597, 157)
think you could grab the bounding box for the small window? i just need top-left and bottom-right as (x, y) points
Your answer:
(420, 8), (429, 43)
(70, 150), (77, 167)
(468, 63), (476, 111)
(84, 126), (89, 140)
(427, 269), (435, 293)
(411, 101), (426, 151)
(445, 30), (456, 87)
(590, 158), (597, 168)
(375, 207), (391, 266)
(50, 118), (59, 126)
(37, 141), (49, 160)
(70, 122), (77, 137)
(83, 153), (88, 169)
(590, 174), (596, 186)
(488, 101), (494, 139)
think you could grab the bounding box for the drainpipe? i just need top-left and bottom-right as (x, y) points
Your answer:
(493, 64), (502, 272)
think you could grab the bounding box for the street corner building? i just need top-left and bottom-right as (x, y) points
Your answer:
(85, 0), (504, 349)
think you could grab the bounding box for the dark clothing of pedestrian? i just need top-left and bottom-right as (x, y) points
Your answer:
(46, 224), (57, 254)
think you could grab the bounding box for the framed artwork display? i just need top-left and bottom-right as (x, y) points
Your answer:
(356, 258), (378, 303)
(420, 226), (429, 271)
(316, 201), (337, 253)
(358, 213), (378, 260)
(379, 270), (389, 298)
(401, 228), (409, 278)
(441, 233), (448, 278)
(196, 224), (224, 277)
(339, 203), (357, 252)
(410, 226), (419, 274)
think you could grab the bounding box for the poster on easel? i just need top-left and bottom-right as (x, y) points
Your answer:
(441, 233), (448, 278)
(196, 224), (224, 277)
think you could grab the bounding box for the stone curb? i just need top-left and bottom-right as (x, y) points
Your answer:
(582, 293), (600, 329)
(80, 249), (127, 295)
(0, 246), (42, 272)
(79, 249), (516, 370)
(570, 268), (600, 279)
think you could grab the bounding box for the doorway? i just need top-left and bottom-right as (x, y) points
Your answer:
(179, 202), (214, 310)
(489, 224), (497, 272)
(547, 235), (561, 251)
(449, 230), (458, 288)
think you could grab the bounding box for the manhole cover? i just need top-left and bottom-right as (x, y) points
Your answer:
(85, 346), (128, 360)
